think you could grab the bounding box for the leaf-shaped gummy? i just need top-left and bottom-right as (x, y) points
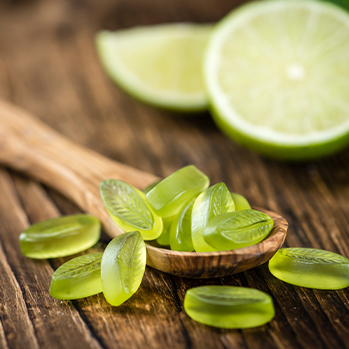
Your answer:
(184, 286), (275, 329)
(192, 286), (266, 306)
(279, 248), (349, 265)
(191, 183), (235, 252)
(54, 253), (103, 279)
(101, 231), (146, 306)
(116, 232), (146, 294)
(101, 179), (153, 230)
(100, 180), (163, 240)
(269, 248), (349, 290)
(203, 210), (273, 251)
(49, 252), (103, 300)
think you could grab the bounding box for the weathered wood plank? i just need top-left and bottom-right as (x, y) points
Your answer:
(0, 170), (102, 349)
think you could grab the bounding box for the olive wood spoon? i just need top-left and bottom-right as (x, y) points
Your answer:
(0, 100), (288, 278)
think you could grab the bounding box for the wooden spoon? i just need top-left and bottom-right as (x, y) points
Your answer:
(0, 100), (288, 278)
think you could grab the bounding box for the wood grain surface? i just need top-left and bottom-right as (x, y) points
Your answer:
(0, 0), (348, 348)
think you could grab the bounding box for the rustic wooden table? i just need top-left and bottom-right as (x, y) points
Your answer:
(0, 0), (349, 348)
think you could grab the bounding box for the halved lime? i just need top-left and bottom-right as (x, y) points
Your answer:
(205, 0), (349, 160)
(96, 24), (212, 111)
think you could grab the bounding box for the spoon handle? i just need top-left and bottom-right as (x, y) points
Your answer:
(0, 99), (288, 278)
(0, 99), (157, 238)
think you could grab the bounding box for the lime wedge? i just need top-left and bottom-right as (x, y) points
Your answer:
(96, 24), (212, 111)
(205, 0), (349, 160)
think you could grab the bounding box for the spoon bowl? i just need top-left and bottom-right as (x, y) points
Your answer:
(0, 100), (288, 278)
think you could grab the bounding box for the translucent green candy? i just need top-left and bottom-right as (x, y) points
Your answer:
(143, 180), (173, 246)
(49, 253), (103, 300)
(191, 183), (235, 252)
(156, 216), (174, 246)
(145, 165), (209, 217)
(231, 192), (251, 210)
(269, 248), (349, 290)
(100, 179), (163, 240)
(19, 215), (101, 259)
(170, 196), (196, 252)
(184, 286), (275, 329)
(143, 180), (161, 195)
(203, 210), (273, 251)
(101, 231), (146, 306)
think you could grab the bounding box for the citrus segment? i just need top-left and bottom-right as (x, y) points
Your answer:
(96, 24), (212, 111)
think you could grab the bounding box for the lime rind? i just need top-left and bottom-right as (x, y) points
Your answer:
(96, 24), (212, 112)
(204, 0), (349, 160)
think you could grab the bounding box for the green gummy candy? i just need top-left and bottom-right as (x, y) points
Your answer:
(191, 183), (235, 252)
(170, 196), (196, 252)
(49, 253), (103, 300)
(269, 248), (349, 290)
(145, 165), (209, 217)
(143, 180), (161, 195)
(184, 286), (275, 329)
(203, 209), (273, 251)
(143, 180), (172, 245)
(101, 231), (146, 306)
(100, 179), (163, 240)
(156, 216), (175, 246)
(19, 214), (101, 259)
(231, 192), (251, 210)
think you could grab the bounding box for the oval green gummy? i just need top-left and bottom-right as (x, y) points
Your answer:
(170, 196), (196, 252)
(231, 192), (251, 211)
(191, 183), (235, 252)
(203, 209), (273, 251)
(101, 231), (146, 306)
(269, 248), (349, 290)
(145, 165), (210, 218)
(19, 214), (101, 259)
(184, 286), (275, 329)
(100, 179), (163, 240)
(49, 252), (103, 300)
(156, 216), (175, 246)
